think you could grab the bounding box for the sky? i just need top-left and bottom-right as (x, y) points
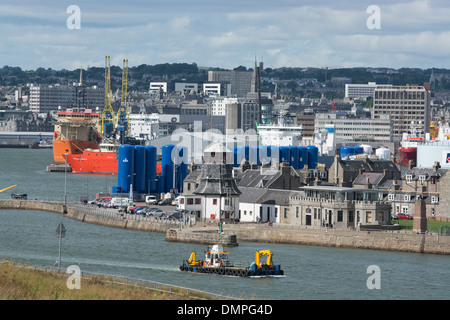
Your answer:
(1, 0), (450, 71)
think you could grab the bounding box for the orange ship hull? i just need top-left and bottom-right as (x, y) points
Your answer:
(53, 140), (100, 163)
(66, 149), (163, 175)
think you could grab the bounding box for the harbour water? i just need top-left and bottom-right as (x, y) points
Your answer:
(1, 148), (450, 300)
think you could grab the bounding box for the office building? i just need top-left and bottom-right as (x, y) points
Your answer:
(345, 82), (377, 99)
(373, 84), (430, 141)
(208, 70), (253, 97)
(29, 84), (104, 113)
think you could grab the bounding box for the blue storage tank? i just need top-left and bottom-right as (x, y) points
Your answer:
(233, 148), (238, 167)
(289, 146), (299, 169)
(258, 145), (271, 165)
(340, 146), (355, 159)
(157, 175), (165, 194)
(279, 147), (290, 165)
(354, 146), (364, 154)
(249, 146), (259, 165)
(236, 145), (249, 164)
(118, 144), (135, 193)
(307, 145), (318, 169)
(145, 146), (157, 193)
(174, 146), (188, 192)
(297, 146), (308, 169)
(134, 145), (146, 193)
(162, 144), (175, 193)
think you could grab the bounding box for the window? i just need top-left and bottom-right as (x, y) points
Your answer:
(405, 174), (412, 183)
(401, 206), (408, 214)
(213, 199), (217, 205)
(431, 196), (439, 204)
(180, 198), (184, 204)
(403, 194), (410, 202)
(337, 210), (343, 222)
(366, 211), (372, 223)
(418, 175), (426, 183)
(349, 211), (354, 223)
(195, 198), (201, 205)
(284, 208), (288, 219)
(296, 207), (299, 218)
(187, 198), (193, 205)
(388, 194), (395, 201)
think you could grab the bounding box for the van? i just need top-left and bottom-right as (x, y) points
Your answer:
(110, 197), (131, 208)
(146, 195), (157, 205)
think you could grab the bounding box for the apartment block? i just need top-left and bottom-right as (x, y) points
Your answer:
(345, 82), (377, 99)
(373, 84), (430, 141)
(208, 70), (253, 97)
(29, 84), (104, 113)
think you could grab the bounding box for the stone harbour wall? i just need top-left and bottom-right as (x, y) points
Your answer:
(1, 200), (449, 255)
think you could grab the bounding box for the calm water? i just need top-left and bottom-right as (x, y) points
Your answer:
(1, 148), (449, 300)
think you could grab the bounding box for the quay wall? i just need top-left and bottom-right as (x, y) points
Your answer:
(0, 200), (179, 233)
(1, 200), (450, 254)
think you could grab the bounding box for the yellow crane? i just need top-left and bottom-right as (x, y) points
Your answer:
(0, 185), (16, 193)
(115, 58), (129, 141)
(101, 55), (115, 136)
(255, 250), (273, 266)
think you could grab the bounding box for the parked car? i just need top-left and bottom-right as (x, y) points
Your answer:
(398, 213), (413, 220)
(158, 198), (173, 205)
(145, 195), (158, 205)
(146, 209), (166, 217)
(172, 197), (180, 206)
(129, 206), (146, 214)
(391, 213), (399, 220)
(166, 211), (183, 220)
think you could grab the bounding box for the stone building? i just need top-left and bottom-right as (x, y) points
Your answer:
(386, 162), (449, 221)
(289, 186), (392, 229)
(328, 155), (401, 187)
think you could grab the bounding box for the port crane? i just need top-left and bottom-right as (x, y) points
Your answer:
(114, 58), (129, 143)
(0, 185), (16, 193)
(101, 55), (115, 137)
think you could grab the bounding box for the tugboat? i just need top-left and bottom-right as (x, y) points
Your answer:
(179, 244), (284, 277)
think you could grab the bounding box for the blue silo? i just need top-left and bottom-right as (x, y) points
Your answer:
(297, 146), (308, 169)
(134, 145), (146, 193)
(236, 145), (249, 164)
(233, 148), (239, 167)
(118, 144), (135, 193)
(174, 145), (188, 193)
(307, 145), (318, 169)
(340, 146), (355, 159)
(145, 146), (157, 193)
(162, 144), (175, 193)
(279, 147), (290, 165)
(289, 146), (299, 169)
(258, 145), (271, 165)
(249, 146), (260, 165)
(354, 146), (364, 154)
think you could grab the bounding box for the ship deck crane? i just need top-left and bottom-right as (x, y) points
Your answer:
(255, 250), (273, 266)
(0, 185), (17, 193)
(101, 55), (115, 137)
(115, 58), (129, 143)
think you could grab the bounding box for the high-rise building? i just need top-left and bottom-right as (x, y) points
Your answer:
(345, 82), (377, 99)
(29, 84), (103, 113)
(207, 70), (253, 97)
(373, 84), (430, 141)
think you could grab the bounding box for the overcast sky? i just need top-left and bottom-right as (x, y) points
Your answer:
(1, 0), (450, 70)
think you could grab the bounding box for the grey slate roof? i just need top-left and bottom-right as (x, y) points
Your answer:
(193, 163), (241, 195)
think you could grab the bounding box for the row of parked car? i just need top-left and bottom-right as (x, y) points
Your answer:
(129, 205), (183, 220)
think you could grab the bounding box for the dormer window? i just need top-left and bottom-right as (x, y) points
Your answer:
(403, 194), (411, 202)
(418, 175), (426, 183)
(431, 196), (439, 204)
(405, 174), (413, 183)
(388, 194), (395, 201)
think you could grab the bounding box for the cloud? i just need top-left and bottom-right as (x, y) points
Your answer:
(0, 0), (449, 70)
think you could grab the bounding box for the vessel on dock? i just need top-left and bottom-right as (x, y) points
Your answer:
(66, 142), (119, 174)
(52, 107), (102, 163)
(179, 245), (284, 277)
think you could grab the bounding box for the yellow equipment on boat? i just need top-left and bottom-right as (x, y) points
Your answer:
(0, 185), (16, 193)
(255, 250), (273, 266)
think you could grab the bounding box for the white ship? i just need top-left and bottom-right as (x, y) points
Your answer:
(257, 112), (303, 146)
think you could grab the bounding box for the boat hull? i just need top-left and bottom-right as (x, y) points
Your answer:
(53, 140), (100, 163)
(179, 263), (284, 277)
(66, 150), (118, 174)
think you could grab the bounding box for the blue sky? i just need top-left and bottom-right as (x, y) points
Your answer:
(1, 0), (450, 70)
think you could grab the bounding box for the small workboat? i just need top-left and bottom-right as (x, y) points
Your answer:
(179, 244), (284, 277)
